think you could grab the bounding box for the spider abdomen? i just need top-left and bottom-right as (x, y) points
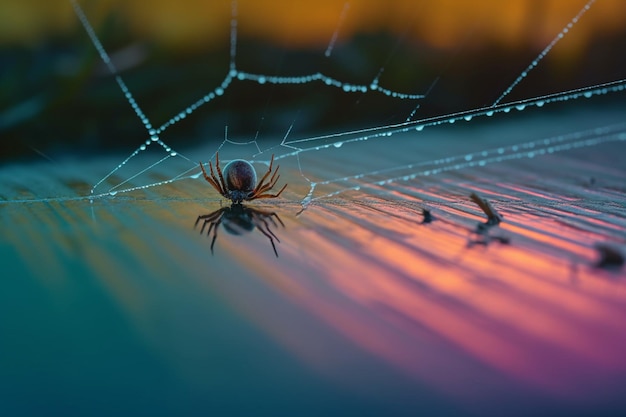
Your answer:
(224, 159), (257, 192)
(199, 152), (286, 203)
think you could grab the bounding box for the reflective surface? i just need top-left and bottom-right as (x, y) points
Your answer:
(2, 103), (625, 416)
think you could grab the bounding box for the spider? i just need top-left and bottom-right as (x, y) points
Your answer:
(199, 152), (287, 203)
(195, 204), (285, 257)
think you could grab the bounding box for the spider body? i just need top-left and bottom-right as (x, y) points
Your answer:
(223, 160), (257, 202)
(200, 152), (287, 203)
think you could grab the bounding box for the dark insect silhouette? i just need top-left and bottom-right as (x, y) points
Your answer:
(195, 204), (285, 257)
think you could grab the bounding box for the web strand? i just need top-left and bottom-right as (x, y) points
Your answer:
(493, 0), (597, 106)
(279, 79), (626, 151)
(325, 3), (350, 58)
(66, 0), (626, 207)
(72, 0), (425, 197)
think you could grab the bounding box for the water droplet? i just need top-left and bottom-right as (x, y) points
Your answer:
(333, 142), (343, 148)
(109, 191), (118, 196)
(486, 111), (494, 117)
(464, 115), (472, 121)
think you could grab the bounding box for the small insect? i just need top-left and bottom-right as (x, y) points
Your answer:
(199, 152), (287, 203)
(195, 204), (285, 257)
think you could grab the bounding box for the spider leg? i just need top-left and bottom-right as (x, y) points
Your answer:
(249, 167), (285, 200)
(210, 160), (227, 197)
(214, 152), (229, 196)
(256, 216), (281, 243)
(253, 172), (280, 197)
(254, 154), (276, 190)
(209, 216), (223, 254)
(269, 212), (285, 228)
(207, 220), (215, 236)
(199, 161), (225, 195)
(266, 172), (282, 192)
(254, 219), (279, 257)
(268, 164), (280, 186)
(195, 209), (226, 254)
(249, 183), (288, 200)
(196, 210), (225, 232)
(247, 208), (284, 257)
(249, 208), (286, 228)
(201, 219), (209, 234)
(249, 154), (278, 198)
(194, 215), (203, 229)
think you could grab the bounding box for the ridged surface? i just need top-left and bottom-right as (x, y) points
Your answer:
(1, 102), (625, 416)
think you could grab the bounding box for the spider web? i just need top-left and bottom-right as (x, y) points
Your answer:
(60, 0), (626, 208)
(2, 4), (626, 413)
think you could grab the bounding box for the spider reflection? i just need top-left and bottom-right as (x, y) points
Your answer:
(195, 204), (285, 257)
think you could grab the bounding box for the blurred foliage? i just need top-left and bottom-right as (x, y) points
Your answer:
(1, 0), (625, 162)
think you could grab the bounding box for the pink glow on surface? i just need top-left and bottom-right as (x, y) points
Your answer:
(212, 196), (626, 408)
